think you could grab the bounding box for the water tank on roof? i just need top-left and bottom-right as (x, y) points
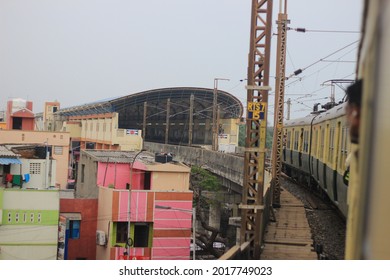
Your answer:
(155, 153), (173, 163)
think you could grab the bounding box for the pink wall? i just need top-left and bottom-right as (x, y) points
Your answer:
(116, 191), (150, 222)
(110, 190), (193, 260)
(97, 162), (147, 190)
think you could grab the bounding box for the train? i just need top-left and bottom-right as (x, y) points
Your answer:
(282, 101), (350, 218)
(282, 0), (390, 259)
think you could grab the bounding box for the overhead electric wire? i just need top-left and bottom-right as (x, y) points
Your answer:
(286, 40), (359, 80)
(289, 27), (360, 34)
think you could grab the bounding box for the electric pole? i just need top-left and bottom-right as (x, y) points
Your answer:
(240, 0), (273, 259)
(212, 78), (229, 151)
(271, 0), (288, 208)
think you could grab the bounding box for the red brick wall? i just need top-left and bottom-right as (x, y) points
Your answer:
(60, 199), (98, 260)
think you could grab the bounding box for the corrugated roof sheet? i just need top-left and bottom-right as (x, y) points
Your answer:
(84, 150), (156, 164)
(0, 146), (18, 157)
(0, 158), (22, 165)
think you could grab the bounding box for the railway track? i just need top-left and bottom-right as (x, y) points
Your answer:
(280, 174), (346, 259)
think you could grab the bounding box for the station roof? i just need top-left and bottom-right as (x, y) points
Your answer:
(56, 87), (243, 119)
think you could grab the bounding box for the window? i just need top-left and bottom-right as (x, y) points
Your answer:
(303, 131), (309, 153)
(81, 164), (85, 183)
(15, 213), (19, 223)
(312, 129), (318, 156)
(339, 126), (349, 169)
(320, 128), (325, 160)
(115, 222), (128, 244)
(54, 146), (63, 155)
(30, 163), (41, 175)
(38, 213), (42, 223)
(134, 223), (151, 247)
(8, 212), (12, 223)
(30, 213), (35, 223)
(69, 220), (80, 239)
(329, 127), (335, 164)
(294, 131), (299, 150)
(287, 131), (291, 149)
(144, 171), (151, 190)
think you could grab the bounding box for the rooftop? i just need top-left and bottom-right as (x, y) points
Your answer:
(0, 145), (20, 158)
(83, 150), (158, 165)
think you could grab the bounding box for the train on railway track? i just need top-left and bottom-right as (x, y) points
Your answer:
(282, 101), (350, 218)
(282, 0), (390, 259)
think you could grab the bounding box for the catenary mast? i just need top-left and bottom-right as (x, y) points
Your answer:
(240, 0), (273, 259)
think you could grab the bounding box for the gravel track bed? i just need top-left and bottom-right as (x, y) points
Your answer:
(281, 177), (346, 260)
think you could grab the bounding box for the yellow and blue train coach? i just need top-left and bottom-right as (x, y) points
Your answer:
(282, 103), (350, 218)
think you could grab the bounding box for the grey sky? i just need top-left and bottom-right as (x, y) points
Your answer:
(0, 0), (363, 120)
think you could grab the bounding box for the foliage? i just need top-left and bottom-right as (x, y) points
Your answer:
(190, 166), (221, 192)
(190, 165), (226, 258)
(238, 124), (246, 147)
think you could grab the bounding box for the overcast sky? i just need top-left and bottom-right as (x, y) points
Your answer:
(0, 0), (363, 120)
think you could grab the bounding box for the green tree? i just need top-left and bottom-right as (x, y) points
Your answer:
(190, 166), (226, 258)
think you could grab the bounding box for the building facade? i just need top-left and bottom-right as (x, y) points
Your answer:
(6, 98), (35, 131)
(76, 150), (193, 260)
(58, 199), (98, 260)
(0, 146), (59, 260)
(0, 130), (70, 189)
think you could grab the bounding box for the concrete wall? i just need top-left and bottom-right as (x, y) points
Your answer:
(145, 142), (244, 187)
(76, 153), (98, 198)
(145, 142), (272, 196)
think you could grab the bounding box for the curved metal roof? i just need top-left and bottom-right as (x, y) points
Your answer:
(57, 87), (243, 119)
(57, 87), (243, 146)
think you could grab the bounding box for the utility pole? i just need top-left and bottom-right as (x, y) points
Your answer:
(212, 78), (229, 151)
(240, 0), (273, 259)
(271, 0), (288, 208)
(165, 99), (170, 144)
(143, 102), (147, 142)
(189, 94), (194, 146)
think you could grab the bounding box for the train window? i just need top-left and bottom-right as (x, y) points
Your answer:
(303, 130), (309, 153)
(294, 131), (299, 150)
(339, 126), (349, 169)
(320, 128), (325, 160)
(329, 127), (335, 164)
(313, 129), (318, 157)
(287, 131), (291, 150)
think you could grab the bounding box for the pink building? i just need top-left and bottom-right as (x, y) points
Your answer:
(6, 99), (34, 130)
(77, 150), (193, 260)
